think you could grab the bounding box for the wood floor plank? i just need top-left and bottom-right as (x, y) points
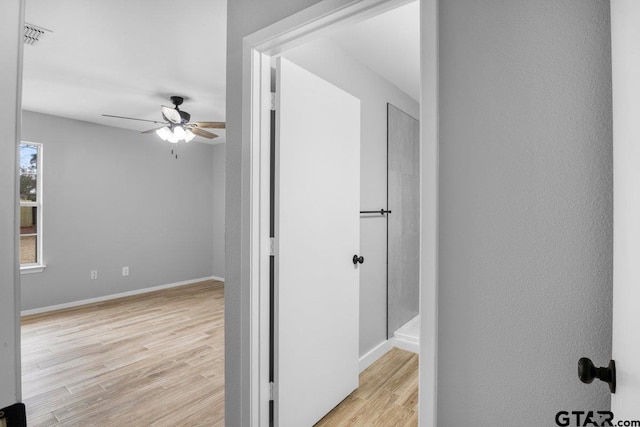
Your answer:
(22, 280), (225, 427)
(23, 280), (417, 426)
(315, 348), (419, 426)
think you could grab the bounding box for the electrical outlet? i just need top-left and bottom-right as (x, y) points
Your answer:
(90, 270), (98, 280)
(122, 266), (129, 276)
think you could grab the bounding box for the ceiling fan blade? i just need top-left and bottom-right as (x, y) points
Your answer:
(162, 106), (182, 124)
(102, 114), (166, 125)
(192, 121), (226, 129)
(190, 127), (219, 139)
(142, 126), (167, 134)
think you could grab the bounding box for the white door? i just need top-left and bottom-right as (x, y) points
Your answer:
(274, 57), (361, 427)
(611, 0), (640, 418)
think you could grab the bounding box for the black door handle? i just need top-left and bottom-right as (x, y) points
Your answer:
(578, 357), (616, 393)
(352, 255), (364, 265)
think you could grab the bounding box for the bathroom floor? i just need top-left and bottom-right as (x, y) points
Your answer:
(315, 348), (418, 426)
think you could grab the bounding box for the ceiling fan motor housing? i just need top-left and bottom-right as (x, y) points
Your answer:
(179, 110), (191, 123)
(169, 96), (190, 123)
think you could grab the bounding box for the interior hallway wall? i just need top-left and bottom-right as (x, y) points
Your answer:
(436, 0), (613, 425)
(282, 39), (419, 358)
(0, 0), (24, 409)
(212, 143), (225, 279)
(20, 111), (215, 311)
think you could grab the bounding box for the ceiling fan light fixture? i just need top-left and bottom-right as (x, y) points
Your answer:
(185, 129), (195, 142)
(157, 126), (179, 143)
(156, 126), (173, 141)
(173, 125), (187, 141)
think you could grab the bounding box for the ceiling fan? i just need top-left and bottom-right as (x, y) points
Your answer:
(103, 96), (225, 143)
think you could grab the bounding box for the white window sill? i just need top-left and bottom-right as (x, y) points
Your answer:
(20, 264), (47, 274)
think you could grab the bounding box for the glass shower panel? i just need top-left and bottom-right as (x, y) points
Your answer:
(387, 103), (420, 337)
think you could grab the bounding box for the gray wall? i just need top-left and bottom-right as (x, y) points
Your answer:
(436, 0), (613, 425)
(0, 0), (24, 409)
(282, 39), (419, 358)
(20, 111), (215, 311)
(212, 143), (225, 278)
(228, 0), (614, 426)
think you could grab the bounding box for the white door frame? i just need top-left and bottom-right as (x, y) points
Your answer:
(242, 0), (439, 425)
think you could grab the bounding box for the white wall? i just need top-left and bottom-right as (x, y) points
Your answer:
(436, 0), (613, 425)
(282, 39), (419, 358)
(212, 143), (225, 278)
(611, 0), (640, 418)
(20, 111), (215, 311)
(0, 0), (24, 409)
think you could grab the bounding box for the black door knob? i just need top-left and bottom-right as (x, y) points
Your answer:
(352, 255), (364, 265)
(578, 357), (616, 393)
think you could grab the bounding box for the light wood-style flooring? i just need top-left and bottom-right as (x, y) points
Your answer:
(21, 280), (224, 426)
(22, 279), (418, 426)
(316, 348), (419, 426)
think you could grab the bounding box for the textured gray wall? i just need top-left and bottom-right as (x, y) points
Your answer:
(20, 111), (215, 310)
(0, 0), (24, 408)
(387, 104), (420, 337)
(282, 39), (419, 358)
(436, 0), (613, 425)
(212, 143), (225, 279)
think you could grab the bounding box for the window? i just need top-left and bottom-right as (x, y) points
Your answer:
(20, 142), (44, 273)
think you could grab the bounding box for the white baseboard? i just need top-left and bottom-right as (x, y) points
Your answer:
(358, 336), (421, 372)
(359, 339), (394, 372)
(21, 276), (221, 316)
(392, 336), (420, 354)
(392, 315), (420, 355)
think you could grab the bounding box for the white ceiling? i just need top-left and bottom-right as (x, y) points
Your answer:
(22, 0), (418, 145)
(328, 1), (420, 102)
(23, 0), (227, 143)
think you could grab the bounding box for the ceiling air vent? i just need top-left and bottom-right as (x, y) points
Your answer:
(24, 23), (52, 46)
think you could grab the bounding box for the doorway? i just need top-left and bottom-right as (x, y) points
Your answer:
(18, 0), (227, 424)
(248, 3), (435, 419)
